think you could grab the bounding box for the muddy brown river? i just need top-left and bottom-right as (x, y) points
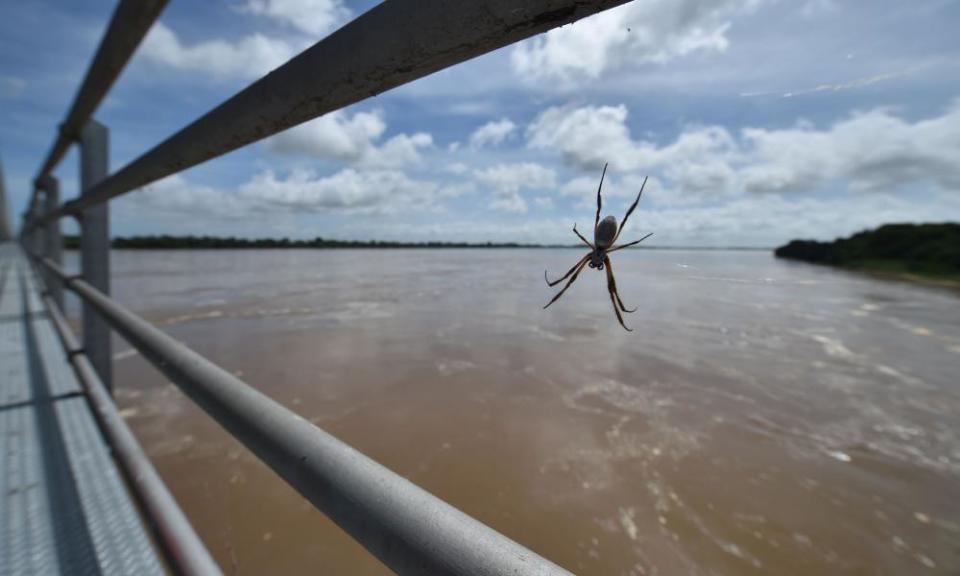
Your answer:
(64, 248), (960, 575)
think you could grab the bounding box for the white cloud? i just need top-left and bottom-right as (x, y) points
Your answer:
(528, 104), (737, 190)
(474, 162), (557, 213)
(139, 1), (351, 80)
(529, 101), (960, 198)
(560, 175), (605, 199)
(636, 191), (960, 247)
(533, 196), (555, 210)
(740, 104), (960, 194)
(122, 174), (251, 219)
(559, 172), (658, 214)
(474, 163), (557, 196)
(458, 109), (740, 215)
(350, 217), (574, 245)
(490, 195), (528, 214)
(265, 110), (433, 169)
(141, 22), (299, 79)
(368, 133), (434, 170)
(125, 167), (459, 219)
(469, 118), (516, 149)
(559, 173), (642, 200)
(511, 0), (763, 86)
(238, 168), (441, 213)
(118, 171), (960, 247)
(299, 188), (960, 246)
(241, 0), (350, 36)
(267, 110), (384, 158)
(446, 162), (468, 175)
(528, 104), (642, 170)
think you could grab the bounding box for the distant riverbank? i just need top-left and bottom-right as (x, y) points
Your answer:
(63, 234), (551, 250)
(62, 234), (769, 251)
(775, 223), (960, 284)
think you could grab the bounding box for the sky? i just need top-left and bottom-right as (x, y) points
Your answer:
(1, 0), (959, 247)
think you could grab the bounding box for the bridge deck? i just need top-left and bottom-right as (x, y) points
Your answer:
(0, 244), (165, 575)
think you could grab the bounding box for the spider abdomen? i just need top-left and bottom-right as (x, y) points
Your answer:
(595, 215), (618, 248)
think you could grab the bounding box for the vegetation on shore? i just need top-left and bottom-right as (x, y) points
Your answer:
(774, 223), (960, 280)
(59, 234), (774, 251)
(63, 234), (548, 250)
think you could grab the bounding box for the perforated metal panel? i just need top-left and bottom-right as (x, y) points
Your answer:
(1, 405), (62, 575)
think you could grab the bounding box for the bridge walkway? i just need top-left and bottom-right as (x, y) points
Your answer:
(0, 243), (166, 575)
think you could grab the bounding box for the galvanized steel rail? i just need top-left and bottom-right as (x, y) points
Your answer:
(40, 286), (222, 576)
(16, 0), (638, 573)
(34, 0), (169, 183)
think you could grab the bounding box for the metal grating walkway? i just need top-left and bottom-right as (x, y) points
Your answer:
(0, 244), (165, 576)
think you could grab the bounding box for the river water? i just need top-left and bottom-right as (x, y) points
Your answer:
(69, 249), (960, 574)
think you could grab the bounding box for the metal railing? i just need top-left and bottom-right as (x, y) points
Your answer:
(38, 274), (222, 576)
(18, 1), (634, 573)
(34, 0), (170, 182)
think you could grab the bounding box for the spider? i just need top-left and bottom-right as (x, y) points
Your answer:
(543, 163), (653, 331)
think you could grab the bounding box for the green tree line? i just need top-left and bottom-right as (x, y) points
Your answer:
(774, 223), (960, 279)
(62, 234), (550, 250)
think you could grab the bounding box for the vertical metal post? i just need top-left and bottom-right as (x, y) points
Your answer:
(40, 176), (64, 308)
(80, 120), (112, 391)
(29, 193), (44, 256)
(22, 209), (32, 251)
(0, 156), (11, 241)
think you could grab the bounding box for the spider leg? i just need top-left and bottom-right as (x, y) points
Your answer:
(613, 175), (648, 244)
(572, 224), (594, 248)
(543, 258), (590, 309)
(604, 255), (636, 313)
(545, 253), (590, 287)
(594, 163), (608, 231)
(603, 257), (633, 331)
(608, 232), (654, 253)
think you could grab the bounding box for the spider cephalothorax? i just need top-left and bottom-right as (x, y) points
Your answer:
(544, 163), (653, 331)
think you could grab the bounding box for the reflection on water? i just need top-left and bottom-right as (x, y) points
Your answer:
(70, 249), (960, 574)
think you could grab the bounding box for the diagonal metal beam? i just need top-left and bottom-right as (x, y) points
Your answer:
(37, 0), (631, 227)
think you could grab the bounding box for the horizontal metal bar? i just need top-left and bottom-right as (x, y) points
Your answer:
(36, 255), (572, 576)
(34, 0), (169, 183)
(34, 266), (222, 576)
(36, 0), (630, 227)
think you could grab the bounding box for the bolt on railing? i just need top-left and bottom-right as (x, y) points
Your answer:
(19, 0), (637, 573)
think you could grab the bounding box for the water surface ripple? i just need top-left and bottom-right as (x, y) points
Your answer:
(74, 249), (960, 575)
